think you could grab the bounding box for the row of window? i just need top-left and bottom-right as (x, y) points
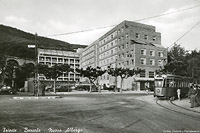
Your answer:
(99, 31), (118, 46)
(118, 59), (135, 67)
(99, 30), (157, 48)
(140, 58), (163, 66)
(99, 71), (155, 80)
(99, 39), (118, 53)
(99, 55), (117, 66)
(140, 71), (155, 78)
(39, 77), (79, 81)
(107, 58), (162, 67)
(136, 33), (157, 41)
(39, 51), (79, 58)
(39, 62), (79, 69)
(99, 47), (117, 59)
(117, 34), (129, 43)
(118, 42), (130, 50)
(81, 52), (95, 61)
(101, 37), (158, 54)
(140, 49), (163, 57)
(81, 58), (95, 66)
(100, 35), (129, 53)
(118, 49), (134, 59)
(82, 45), (95, 56)
(99, 25), (130, 46)
(39, 56), (79, 63)
(164, 79), (190, 88)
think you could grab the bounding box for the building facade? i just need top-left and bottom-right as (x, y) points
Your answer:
(80, 20), (167, 91)
(37, 48), (80, 83)
(79, 40), (99, 69)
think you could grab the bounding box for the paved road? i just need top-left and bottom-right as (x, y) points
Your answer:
(0, 94), (200, 133)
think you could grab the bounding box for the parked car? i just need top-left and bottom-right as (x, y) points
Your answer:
(107, 85), (120, 92)
(0, 85), (16, 94)
(19, 87), (25, 92)
(56, 85), (72, 92)
(75, 84), (98, 92)
(70, 86), (75, 90)
(91, 85), (98, 92)
(75, 85), (90, 91)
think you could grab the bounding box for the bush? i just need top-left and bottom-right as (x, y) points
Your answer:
(75, 85), (90, 91)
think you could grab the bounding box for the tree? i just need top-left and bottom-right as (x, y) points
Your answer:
(160, 44), (188, 76)
(4, 60), (19, 88)
(185, 50), (200, 83)
(159, 44), (200, 84)
(0, 55), (6, 84)
(38, 64), (72, 93)
(107, 67), (144, 93)
(14, 63), (35, 89)
(76, 66), (106, 92)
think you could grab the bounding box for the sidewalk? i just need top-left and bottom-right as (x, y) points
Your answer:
(12, 91), (62, 100)
(49, 90), (152, 95)
(172, 98), (200, 113)
(15, 90), (152, 96)
(136, 94), (200, 113)
(12, 90), (150, 100)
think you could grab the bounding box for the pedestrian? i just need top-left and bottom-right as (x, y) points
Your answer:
(145, 82), (150, 95)
(188, 85), (198, 108)
(195, 85), (200, 106)
(177, 88), (181, 101)
(103, 84), (107, 90)
(41, 82), (46, 96)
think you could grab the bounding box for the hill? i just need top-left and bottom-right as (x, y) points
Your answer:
(0, 24), (87, 59)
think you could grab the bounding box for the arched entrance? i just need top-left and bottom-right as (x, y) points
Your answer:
(3, 59), (19, 87)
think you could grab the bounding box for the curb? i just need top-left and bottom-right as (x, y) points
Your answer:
(49, 91), (153, 95)
(171, 100), (200, 113)
(12, 96), (62, 100)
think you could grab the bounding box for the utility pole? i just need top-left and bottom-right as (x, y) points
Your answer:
(115, 58), (118, 92)
(34, 33), (39, 96)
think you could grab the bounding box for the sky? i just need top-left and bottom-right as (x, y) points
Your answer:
(0, 0), (200, 51)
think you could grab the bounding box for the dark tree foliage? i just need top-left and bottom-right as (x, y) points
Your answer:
(107, 66), (144, 93)
(0, 24), (87, 60)
(76, 66), (106, 92)
(4, 60), (19, 88)
(38, 64), (72, 79)
(160, 44), (188, 76)
(185, 50), (200, 82)
(0, 55), (6, 84)
(0, 43), (35, 59)
(160, 44), (200, 82)
(0, 55), (35, 89)
(14, 63), (35, 89)
(38, 64), (72, 92)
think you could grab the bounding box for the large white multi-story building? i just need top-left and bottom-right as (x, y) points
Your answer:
(38, 48), (80, 83)
(80, 20), (167, 91)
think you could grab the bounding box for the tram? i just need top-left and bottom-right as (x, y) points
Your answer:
(154, 74), (191, 99)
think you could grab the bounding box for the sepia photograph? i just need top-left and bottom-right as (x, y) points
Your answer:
(0, 0), (200, 133)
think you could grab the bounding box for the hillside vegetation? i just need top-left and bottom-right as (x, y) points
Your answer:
(0, 24), (87, 59)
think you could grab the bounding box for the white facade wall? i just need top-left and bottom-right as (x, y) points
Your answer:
(38, 48), (80, 82)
